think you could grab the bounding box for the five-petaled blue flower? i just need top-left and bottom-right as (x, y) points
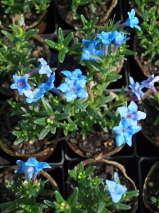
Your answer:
(14, 159), (34, 180)
(117, 101), (146, 125)
(113, 32), (130, 47)
(128, 76), (144, 100)
(24, 88), (45, 103)
(57, 79), (88, 102)
(38, 58), (52, 77)
(105, 172), (127, 203)
(81, 40), (104, 61)
(15, 158), (51, 180)
(96, 31), (118, 45)
(61, 69), (87, 82)
(38, 72), (55, 92)
(126, 9), (141, 30)
(113, 118), (141, 147)
(141, 74), (159, 94)
(10, 75), (31, 95)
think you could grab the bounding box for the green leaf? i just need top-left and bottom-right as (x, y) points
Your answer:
(45, 39), (60, 51)
(106, 75), (122, 83)
(34, 118), (47, 126)
(44, 200), (56, 208)
(1, 30), (14, 41)
(25, 29), (39, 40)
(67, 188), (78, 207)
(14, 137), (24, 145)
(41, 97), (54, 115)
(73, 99), (86, 111)
(85, 166), (95, 177)
(63, 32), (73, 47)
(58, 51), (66, 63)
(55, 191), (66, 203)
(97, 201), (106, 213)
(68, 170), (77, 179)
(39, 128), (50, 140)
(55, 113), (70, 120)
(12, 131), (22, 137)
(111, 202), (131, 210)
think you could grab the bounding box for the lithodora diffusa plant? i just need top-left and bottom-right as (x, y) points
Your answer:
(9, 9), (145, 149)
(135, 5), (159, 63)
(0, 14), (38, 80)
(44, 162), (139, 212)
(1, 0), (51, 17)
(0, 158), (52, 213)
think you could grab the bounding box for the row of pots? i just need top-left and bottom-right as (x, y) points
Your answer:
(1, 157), (159, 212)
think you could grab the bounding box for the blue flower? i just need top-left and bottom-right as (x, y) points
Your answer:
(14, 160), (34, 180)
(113, 118), (141, 147)
(24, 88), (44, 103)
(61, 69), (87, 82)
(96, 31), (118, 45)
(57, 79), (88, 102)
(117, 101), (146, 125)
(128, 77), (144, 100)
(82, 39), (101, 48)
(106, 176), (127, 203)
(38, 72), (55, 92)
(15, 158), (51, 180)
(38, 58), (52, 77)
(81, 40), (104, 61)
(113, 32), (130, 47)
(126, 9), (141, 30)
(141, 74), (159, 94)
(25, 157), (51, 180)
(10, 75), (31, 95)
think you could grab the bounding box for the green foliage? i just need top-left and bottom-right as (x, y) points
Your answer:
(71, 0), (103, 12)
(0, 14), (38, 78)
(1, 0), (51, 16)
(44, 163), (139, 212)
(45, 28), (73, 63)
(0, 178), (47, 213)
(136, 5), (159, 61)
(150, 195), (159, 208)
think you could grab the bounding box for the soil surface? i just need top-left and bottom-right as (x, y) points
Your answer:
(55, 0), (116, 27)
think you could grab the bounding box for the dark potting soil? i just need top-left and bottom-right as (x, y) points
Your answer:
(66, 161), (137, 212)
(0, 169), (56, 213)
(67, 130), (119, 158)
(138, 96), (159, 145)
(0, 4), (43, 29)
(55, 0), (114, 27)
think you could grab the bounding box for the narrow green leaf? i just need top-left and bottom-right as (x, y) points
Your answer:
(1, 30), (14, 41)
(63, 32), (73, 47)
(55, 191), (66, 203)
(67, 188), (78, 207)
(44, 200), (56, 208)
(68, 170), (77, 179)
(34, 118), (47, 126)
(58, 51), (66, 63)
(25, 29), (39, 40)
(45, 39), (60, 51)
(41, 97), (54, 115)
(39, 128), (50, 140)
(97, 200), (106, 213)
(55, 113), (70, 120)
